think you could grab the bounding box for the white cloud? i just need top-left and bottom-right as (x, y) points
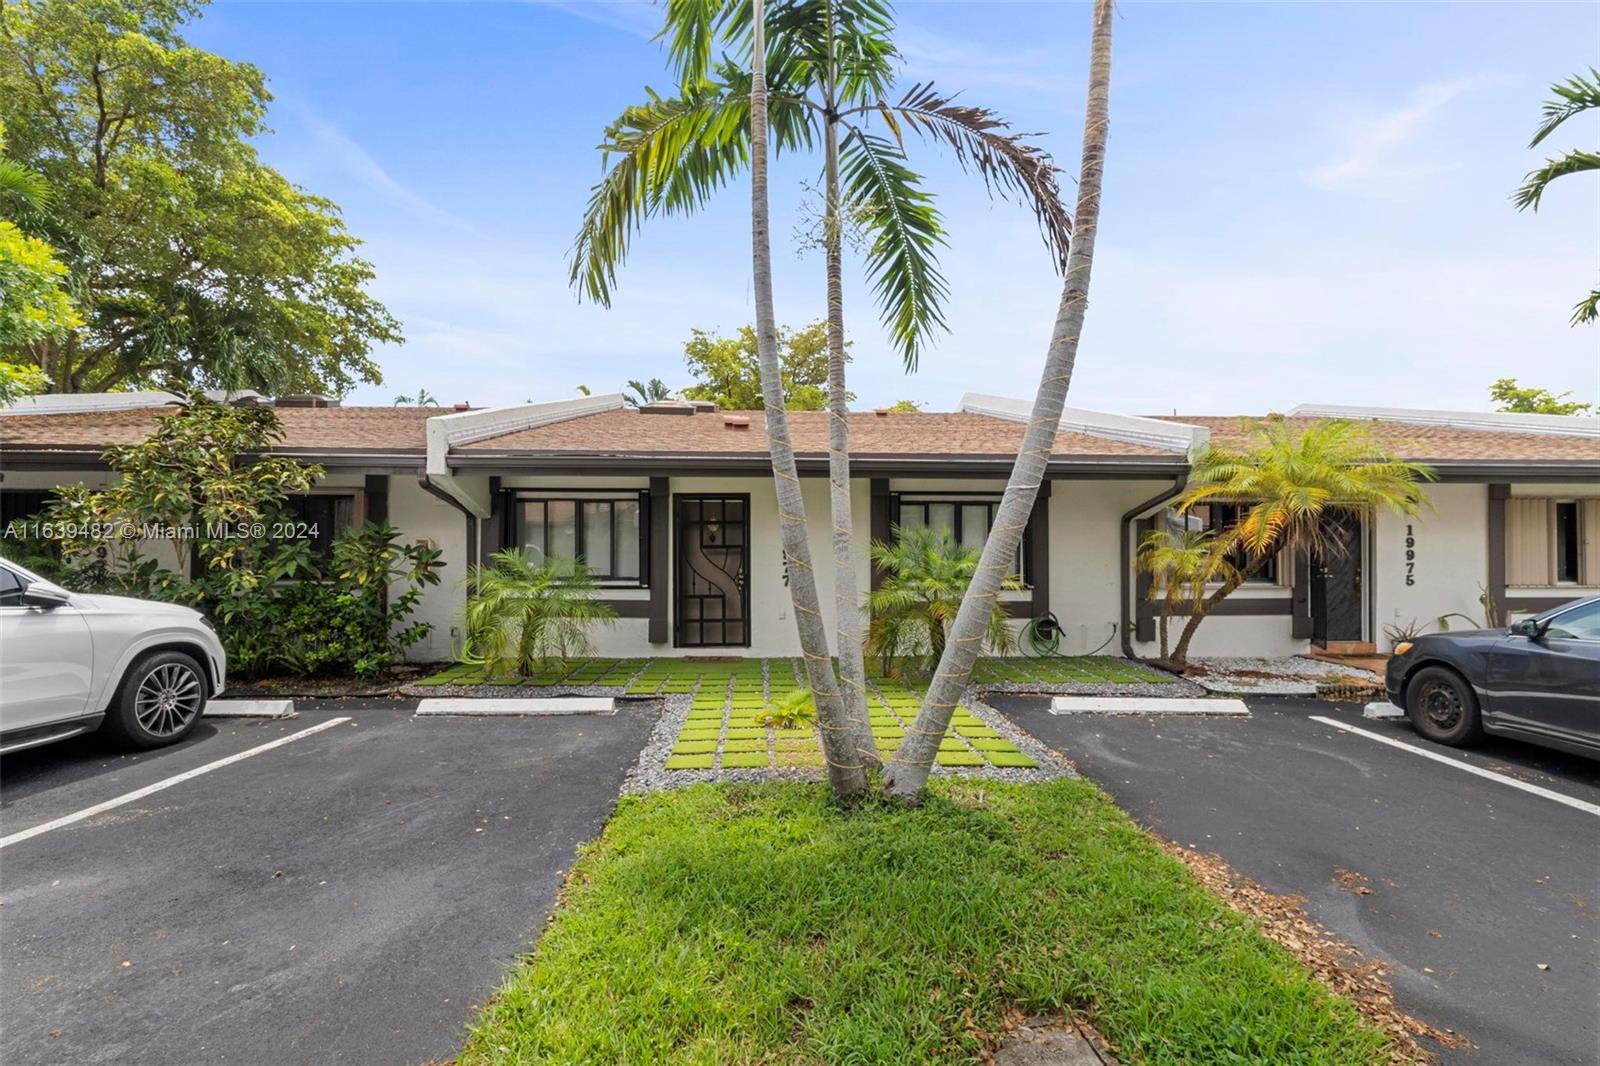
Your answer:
(531, 0), (658, 39)
(291, 106), (491, 238)
(894, 25), (1074, 95)
(1302, 78), (1478, 192)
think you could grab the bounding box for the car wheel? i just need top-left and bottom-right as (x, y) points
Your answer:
(101, 650), (208, 749)
(1405, 665), (1484, 747)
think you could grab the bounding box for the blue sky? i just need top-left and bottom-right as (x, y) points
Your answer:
(193, 1), (1599, 413)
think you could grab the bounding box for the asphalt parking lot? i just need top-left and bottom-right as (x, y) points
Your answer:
(989, 694), (1599, 1066)
(0, 700), (656, 1066)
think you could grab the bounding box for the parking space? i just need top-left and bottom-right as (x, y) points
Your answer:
(990, 695), (1599, 1066)
(0, 700), (656, 1066)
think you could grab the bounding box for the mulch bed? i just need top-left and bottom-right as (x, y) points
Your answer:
(223, 670), (432, 700)
(1157, 838), (1472, 1063)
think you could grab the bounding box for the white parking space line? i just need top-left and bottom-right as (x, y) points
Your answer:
(1309, 715), (1600, 818)
(0, 717), (352, 850)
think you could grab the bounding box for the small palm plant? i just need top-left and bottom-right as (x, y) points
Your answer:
(461, 550), (617, 680)
(867, 526), (1021, 678)
(1136, 528), (1238, 663)
(754, 688), (818, 731)
(1157, 419), (1433, 667)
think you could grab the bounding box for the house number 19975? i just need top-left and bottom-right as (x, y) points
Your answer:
(1405, 524), (1416, 586)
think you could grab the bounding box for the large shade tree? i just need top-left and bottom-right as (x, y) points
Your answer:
(883, 0), (1113, 800)
(681, 321), (837, 410)
(571, 0), (1070, 780)
(0, 0), (400, 395)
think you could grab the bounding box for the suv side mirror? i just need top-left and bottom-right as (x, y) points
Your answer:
(1511, 617), (1545, 639)
(19, 582), (70, 609)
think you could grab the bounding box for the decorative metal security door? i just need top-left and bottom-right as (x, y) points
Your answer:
(674, 495), (750, 647)
(1311, 510), (1364, 644)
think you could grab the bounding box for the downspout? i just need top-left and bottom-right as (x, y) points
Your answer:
(1119, 474), (1188, 659)
(421, 412), (495, 565)
(416, 473), (480, 569)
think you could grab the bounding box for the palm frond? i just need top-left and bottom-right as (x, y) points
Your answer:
(461, 550), (617, 678)
(1513, 150), (1600, 212)
(658, 0), (734, 88)
(569, 84), (754, 306)
(1528, 67), (1600, 148)
(0, 157), (53, 214)
(866, 525), (1015, 675)
(839, 130), (949, 370)
(875, 82), (1071, 271)
(1174, 420), (1434, 564)
(1572, 285), (1600, 327)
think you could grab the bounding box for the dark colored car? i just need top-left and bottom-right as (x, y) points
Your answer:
(1385, 596), (1600, 759)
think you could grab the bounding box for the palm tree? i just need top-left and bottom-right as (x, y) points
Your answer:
(461, 550), (618, 680)
(867, 526), (1020, 678)
(1136, 527), (1238, 663)
(883, 0), (1114, 801)
(571, 0), (1070, 777)
(392, 388), (439, 407)
(624, 378), (673, 406)
(745, 0), (869, 798)
(1158, 419), (1434, 668)
(1513, 68), (1600, 325)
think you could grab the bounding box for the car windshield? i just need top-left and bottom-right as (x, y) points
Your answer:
(1544, 600), (1600, 641)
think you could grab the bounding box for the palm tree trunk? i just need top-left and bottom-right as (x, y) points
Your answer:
(822, 84), (879, 772)
(1169, 555), (1268, 667)
(750, 0), (869, 800)
(884, 0), (1115, 801)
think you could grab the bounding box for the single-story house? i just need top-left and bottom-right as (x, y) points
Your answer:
(3, 390), (1597, 662)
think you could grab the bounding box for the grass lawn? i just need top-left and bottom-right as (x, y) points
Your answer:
(460, 780), (1396, 1064)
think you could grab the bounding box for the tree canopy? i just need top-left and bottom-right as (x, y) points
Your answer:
(680, 321), (846, 410)
(1489, 377), (1594, 416)
(0, 0), (400, 395)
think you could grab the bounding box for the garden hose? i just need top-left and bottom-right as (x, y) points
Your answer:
(1023, 613), (1062, 657)
(1022, 612), (1118, 658)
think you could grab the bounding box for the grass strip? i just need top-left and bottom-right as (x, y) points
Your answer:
(462, 781), (1394, 1064)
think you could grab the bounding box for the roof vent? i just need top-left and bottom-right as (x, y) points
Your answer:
(639, 401), (697, 416)
(723, 414), (751, 430)
(453, 402), (471, 411)
(691, 400), (718, 413)
(274, 394), (340, 409)
(873, 407), (889, 417)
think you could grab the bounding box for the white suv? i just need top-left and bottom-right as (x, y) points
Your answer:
(0, 557), (227, 754)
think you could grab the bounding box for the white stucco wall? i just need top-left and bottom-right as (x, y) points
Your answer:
(388, 475), (479, 662)
(1048, 479), (1152, 655)
(1370, 483), (1488, 648)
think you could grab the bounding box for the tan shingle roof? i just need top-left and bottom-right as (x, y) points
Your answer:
(456, 409), (1171, 458)
(0, 405), (434, 455)
(1156, 415), (1600, 463)
(4, 404), (1595, 467)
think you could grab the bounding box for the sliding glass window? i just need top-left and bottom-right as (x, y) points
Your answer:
(514, 495), (644, 583)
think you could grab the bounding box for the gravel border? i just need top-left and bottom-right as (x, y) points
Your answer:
(1185, 656), (1380, 696)
(400, 659), (1184, 792)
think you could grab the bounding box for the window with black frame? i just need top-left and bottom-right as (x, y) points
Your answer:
(1166, 502), (1278, 583)
(513, 494), (644, 583)
(1, 489), (55, 536)
(1554, 501), (1581, 583)
(894, 497), (1027, 583)
(282, 494), (357, 561)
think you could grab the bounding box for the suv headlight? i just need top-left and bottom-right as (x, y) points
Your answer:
(199, 614), (218, 634)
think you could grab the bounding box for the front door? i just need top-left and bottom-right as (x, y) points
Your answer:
(674, 495), (749, 648)
(1311, 511), (1363, 644)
